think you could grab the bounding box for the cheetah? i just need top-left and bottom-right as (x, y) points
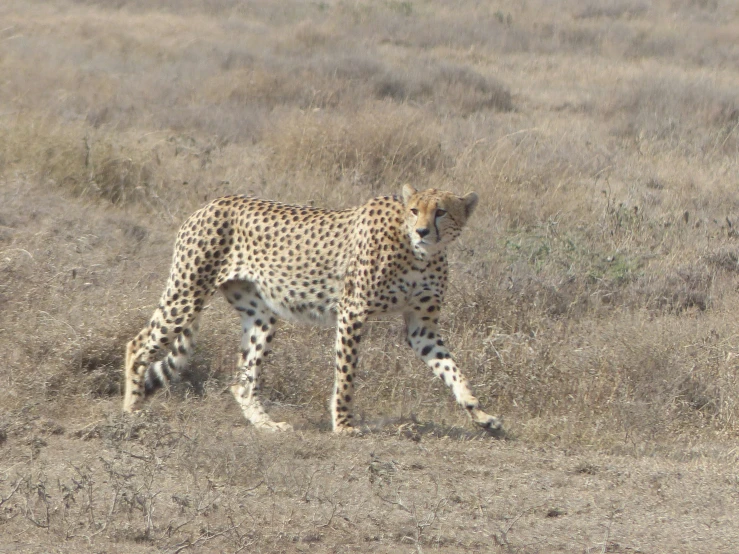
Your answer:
(123, 184), (502, 434)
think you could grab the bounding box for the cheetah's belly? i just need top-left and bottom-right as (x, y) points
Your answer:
(264, 294), (339, 327)
(248, 278), (341, 328)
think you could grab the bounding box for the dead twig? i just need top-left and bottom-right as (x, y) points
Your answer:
(494, 501), (547, 548)
(0, 477), (24, 507)
(168, 517), (247, 554)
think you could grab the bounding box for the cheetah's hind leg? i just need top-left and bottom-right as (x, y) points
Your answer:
(143, 319), (200, 396)
(123, 318), (201, 412)
(222, 280), (293, 432)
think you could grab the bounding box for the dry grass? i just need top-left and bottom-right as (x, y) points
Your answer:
(2, 0), (739, 551)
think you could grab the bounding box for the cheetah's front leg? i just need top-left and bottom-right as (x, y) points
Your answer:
(405, 312), (503, 433)
(331, 308), (368, 433)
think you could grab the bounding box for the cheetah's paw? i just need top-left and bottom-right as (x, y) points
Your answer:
(473, 413), (505, 437)
(254, 420), (294, 433)
(333, 425), (363, 436)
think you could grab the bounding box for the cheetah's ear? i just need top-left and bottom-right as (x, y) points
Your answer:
(461, 192), (479, 218)
(401, 184), (417, 205)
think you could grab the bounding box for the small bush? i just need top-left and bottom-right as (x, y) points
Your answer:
(373, 61), (512, 115)
(575, 0), (649, 19)
(607, 76), (739, 157)
(0, 115), (161, 207)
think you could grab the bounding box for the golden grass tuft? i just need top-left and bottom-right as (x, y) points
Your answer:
(264, 105), (449, 191)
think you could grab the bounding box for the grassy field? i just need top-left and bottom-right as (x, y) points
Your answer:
(1, 0), (739, 551)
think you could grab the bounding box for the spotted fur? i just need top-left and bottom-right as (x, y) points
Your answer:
(123, 184), (502, 434)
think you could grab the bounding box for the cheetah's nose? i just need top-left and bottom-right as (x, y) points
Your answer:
(416, 228), (430, 238)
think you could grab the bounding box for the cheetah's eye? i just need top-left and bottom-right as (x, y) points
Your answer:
(410, 208), (419, 216)
(435, 209), (447, 218)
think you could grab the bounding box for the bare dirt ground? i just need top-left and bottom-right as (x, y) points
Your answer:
(2, 0), (739, 552)
(3, 408), (739, 553)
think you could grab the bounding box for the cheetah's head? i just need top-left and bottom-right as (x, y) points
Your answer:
(401, 184), (479, 260)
